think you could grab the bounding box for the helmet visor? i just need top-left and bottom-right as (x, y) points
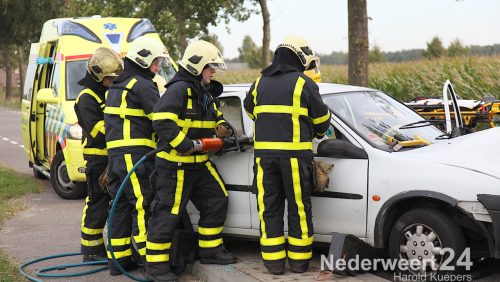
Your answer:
(208, 63), (227, 71)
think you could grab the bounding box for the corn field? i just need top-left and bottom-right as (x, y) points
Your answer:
(217, 55), (500, 101)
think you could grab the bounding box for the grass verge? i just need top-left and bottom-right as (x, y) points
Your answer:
(0, 165), (44, 281)
(0, 88), (22, 110)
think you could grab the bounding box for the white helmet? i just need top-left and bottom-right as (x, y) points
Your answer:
(87, 47), (124, 82)
(179, 40), (226, 76)
(277, 35), (316, 70)
(126, 36), (170, 69)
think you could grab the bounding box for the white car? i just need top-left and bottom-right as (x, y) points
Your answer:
(186, 83), (500, 270)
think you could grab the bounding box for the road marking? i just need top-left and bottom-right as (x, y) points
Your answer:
(2, 137), (9, 141)
(20, 145), (24, 149)
(10, 141), (18, 145)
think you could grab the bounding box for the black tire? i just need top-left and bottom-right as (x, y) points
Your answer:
(32, 164), (47, 180)
(388, 208), (466, 274)
(49, 150), (87, 199)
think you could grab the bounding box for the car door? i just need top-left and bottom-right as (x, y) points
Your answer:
(21, 59), (37, 161)
(187, 95), (252, 229)
(311, 120), (369, 238)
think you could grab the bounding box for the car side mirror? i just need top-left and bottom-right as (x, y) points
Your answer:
(317, 139), (368, 159)
(37, 88), (59, 104)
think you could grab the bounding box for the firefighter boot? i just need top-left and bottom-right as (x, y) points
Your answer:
(265, 261), (285, 275)
(108, 259), (138, 276)
(290, 261), (309, 273)
(200, 248), (237, 265)
(82, 253), (107, 262)
(144, 271), (177, 282)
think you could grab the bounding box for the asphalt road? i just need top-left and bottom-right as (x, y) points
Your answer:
(1, 106), (500, 282)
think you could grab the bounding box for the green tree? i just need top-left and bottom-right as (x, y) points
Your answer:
(238, 35), (262, 68)
(447, 38), (469, 57)
(73, 0), (254, 58)
(423, 36), (445, 59)
(369, 45), (385, 63)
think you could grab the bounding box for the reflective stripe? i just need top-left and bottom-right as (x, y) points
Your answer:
(177, 120), (216, 129)
(81, 197), (89, 229)
(82, 227), (103, 236)
(104, 107), (147, 117)
(215, 119), (225, 128)
(82, 147), (107, 156)
(169, 131), (186, 148)
(291, 158), (309, 239)
(107, 138), (156, 149)
(110, 237), (131, 246)
(187, 88), (192, 109)
(77, 89), (103, 104)
(124, 154), (147, 241)
(90, 120), (105, 138)
(198, 226), (223, 236)
(256, 158), (267, 238)
(199, 238), (223, 248)
(107, 249), (132, 259)
(261, 250), (286, 261)
(147, 241), (171, 251)
(81, 238), (104, 247)
(156, 151), (209, 163)
(171, 170), (184, 215)
(245, 110), (255, 120)
(288, 251), (312, 260)
(152, 112), (178, 121)
(253, 105), (308, 116)
(138, 247), (146, 256)
(312, 111), (331, 125)
(121, 79), (138, 140)
(205, 162), (228, 196)
(292, 77), (305, 143)
(260, 236), (285, 246)
(134, 234), (147, 244)
(288, 236), (314, 247)
(146, 254), (169, 263)
(254, 141), (313, 150)
(252, 76), (261, 107)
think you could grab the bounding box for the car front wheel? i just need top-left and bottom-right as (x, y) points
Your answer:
(49, 150), (86, 199)
(388, 208), (466, 275)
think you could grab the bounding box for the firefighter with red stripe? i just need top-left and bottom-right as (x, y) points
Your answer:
(145, 40), (236, 282)
(74, 47), (123, 263)
(103, 36), (170, 276)
(243, 35), (330, 275)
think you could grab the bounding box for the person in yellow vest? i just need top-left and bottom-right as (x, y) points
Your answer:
(103, 36), (170, 276)
(74, 47), (123, 262)
(243, 36), (330, 275)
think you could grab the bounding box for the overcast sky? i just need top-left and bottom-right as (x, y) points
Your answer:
(208, 0), (500, 59)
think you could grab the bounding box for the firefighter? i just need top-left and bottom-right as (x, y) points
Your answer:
(74, 47), (124, 262)
(145, 40), (236, 282)
(104, 36), (170, 276)
(243, 35), (330, 275)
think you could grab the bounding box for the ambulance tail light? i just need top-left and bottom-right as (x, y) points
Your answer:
(66, 123), (83, 140)
(127, 19), (156, 42)
(56, 21), (102, 43)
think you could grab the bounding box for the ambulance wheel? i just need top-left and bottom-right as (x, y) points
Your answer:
(50, 150), (86, 199)
(388, 208), (466, 274)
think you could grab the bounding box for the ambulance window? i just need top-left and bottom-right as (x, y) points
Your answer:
(51, 64), (61, 97)
(23, 62), (37, 101)
(66, 60), (87, 100)
(217, 96), (244, 136)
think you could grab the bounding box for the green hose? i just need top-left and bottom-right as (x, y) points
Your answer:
(19, 148), (162, 281)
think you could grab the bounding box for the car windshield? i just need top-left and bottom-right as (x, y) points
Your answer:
(322, 91), (444, 151)
(66, 59), (177, 100)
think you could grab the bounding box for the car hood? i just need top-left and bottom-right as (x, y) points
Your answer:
(401, 127), (500, 179)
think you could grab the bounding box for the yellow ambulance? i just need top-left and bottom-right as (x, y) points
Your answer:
(21, 17), (176, 199)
